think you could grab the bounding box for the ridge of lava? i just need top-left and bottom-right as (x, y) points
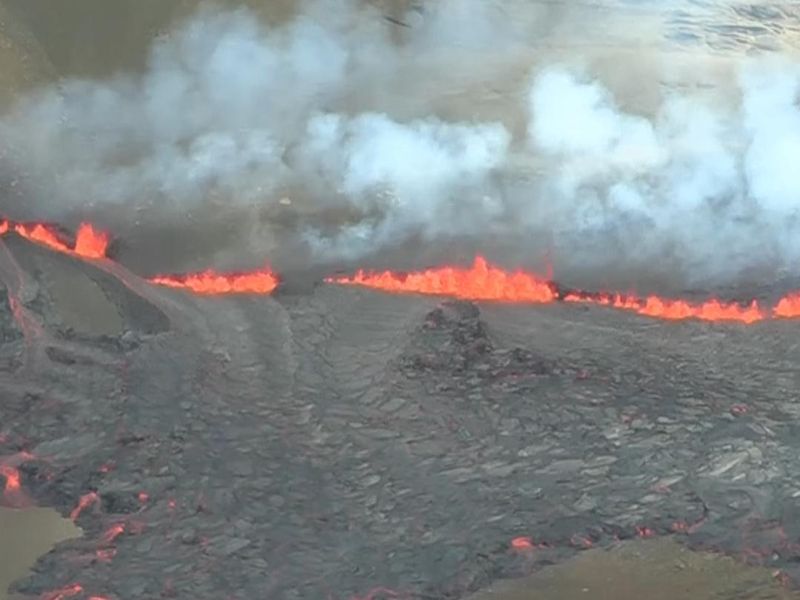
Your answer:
(0, 218), (109, 259)
(149, 267), (280, 295)
(4, 217), (800, 319)
(327, 256), (800, 323)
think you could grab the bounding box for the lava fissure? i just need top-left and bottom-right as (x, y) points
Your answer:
(0, 219), (109, 259)
(328, 256), (800, 323)
(149, 266), (279, 295)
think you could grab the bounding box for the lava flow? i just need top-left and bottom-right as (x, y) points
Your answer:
(327, 256), (800, 323)
(774, 292), (800, 318)
(327, 256), (557, 303)
(0, 219), (109, 259)
(150, 267), (279, 295)
(564, 291), (766, 324)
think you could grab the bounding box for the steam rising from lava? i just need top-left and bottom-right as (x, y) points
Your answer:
(1, 1), (800, 287)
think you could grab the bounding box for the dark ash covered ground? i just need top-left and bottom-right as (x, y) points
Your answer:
(2, 235), (800, 599)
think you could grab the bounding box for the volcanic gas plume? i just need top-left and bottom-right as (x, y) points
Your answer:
(1, 1), (800, 289)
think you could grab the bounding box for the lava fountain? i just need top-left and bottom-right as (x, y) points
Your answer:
(326, 256), (557, 303)
(328, 256), (800, 324)
(149, 267), (279, 295)
(1, 220), (109, 259)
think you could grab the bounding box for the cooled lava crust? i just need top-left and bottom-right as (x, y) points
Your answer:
(1, 234), (799, 600)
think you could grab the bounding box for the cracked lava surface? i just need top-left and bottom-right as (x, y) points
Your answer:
(2, 227), (800, 599)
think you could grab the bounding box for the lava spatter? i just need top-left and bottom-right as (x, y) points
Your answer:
(326, 256), (557, 303)
(150, 267), (279, 295)
(73, 223), (110, 259)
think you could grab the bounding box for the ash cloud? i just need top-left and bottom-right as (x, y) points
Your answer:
(1, 0), (800, 288)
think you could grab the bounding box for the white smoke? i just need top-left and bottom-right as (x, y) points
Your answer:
(524, 63), (800, 285)
(2, 1), (800, 286)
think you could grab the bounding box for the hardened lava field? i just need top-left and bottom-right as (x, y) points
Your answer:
(2, 227), (800, 600)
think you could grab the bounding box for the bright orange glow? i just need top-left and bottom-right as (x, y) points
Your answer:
(44, 584), (83, 600)
(774, 292), (800, 318)
(150, 267), (279, 295)
(327, 256), (556, 303)
(328, 257), (788, 324)
(0, 464), (20, 493)
(73, 223), (109, 259)
(14, 223), (70, 253)
(2, 219), (109, 259)
(70, 491), (99, 521)
(102, 522), (125, 544)
(565, 292), (765, 324)
(510, 536), (535, 551)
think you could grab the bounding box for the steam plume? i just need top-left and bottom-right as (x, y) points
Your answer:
(0, 1), (799, 288)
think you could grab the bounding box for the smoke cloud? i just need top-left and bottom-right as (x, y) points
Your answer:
(1, 0), (800, 289)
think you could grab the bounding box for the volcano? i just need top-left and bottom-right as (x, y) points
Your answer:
(2, 223), (800, 600)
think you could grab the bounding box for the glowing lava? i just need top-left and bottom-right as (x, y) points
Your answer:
(70, 491), (99, 521)
(43, 583), (83, 600)
(1, 220), (109, 259)
(0, 464), (20, 493)
(774, 292), (800, 318)
(13, 223), (70, 254)
(328, 256), (798, 324)
(327, 256), (556, 303)
(73, 223), (110, 259)
(564, 292), (765, 324)
(102, 522), (125, 544)
(150, 267), (279, 295)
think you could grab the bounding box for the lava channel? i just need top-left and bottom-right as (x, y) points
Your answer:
(149, 266), (279, 295)
(327, 256), (800, 323)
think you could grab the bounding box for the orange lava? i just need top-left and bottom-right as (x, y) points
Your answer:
(774, 292), (800, 318)
(0, 464), (20, 493)
(564, 292), (765, 324)
(70, 491), (99, 521)
(327, 256), (794, 324)
(73, 223), (109, 259)
(14, 223), (70, 253)
(102, 522), (125, 544)
(327, 256), (556, 303)
(150, 267), (279, 295)
(510, 536), (535, 551)
(1, 219), (109, 259)
(43, 583), (83, 600)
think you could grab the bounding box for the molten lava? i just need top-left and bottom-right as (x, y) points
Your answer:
(564, 292), (765, 324)
(328, 256), (800, 324)
(0, 464), (20, 493)
(43, 583), (83, 600)
(150, 267), (279, 295)
(1, 219), (109, 259)
(774, 292), (800, 318)
(70, 491), (99, 521)
(327, 256), (557, 303)
(102, 522), (126, 544)
(73, 223), (110, 259)
(14, 223), (70, 254)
